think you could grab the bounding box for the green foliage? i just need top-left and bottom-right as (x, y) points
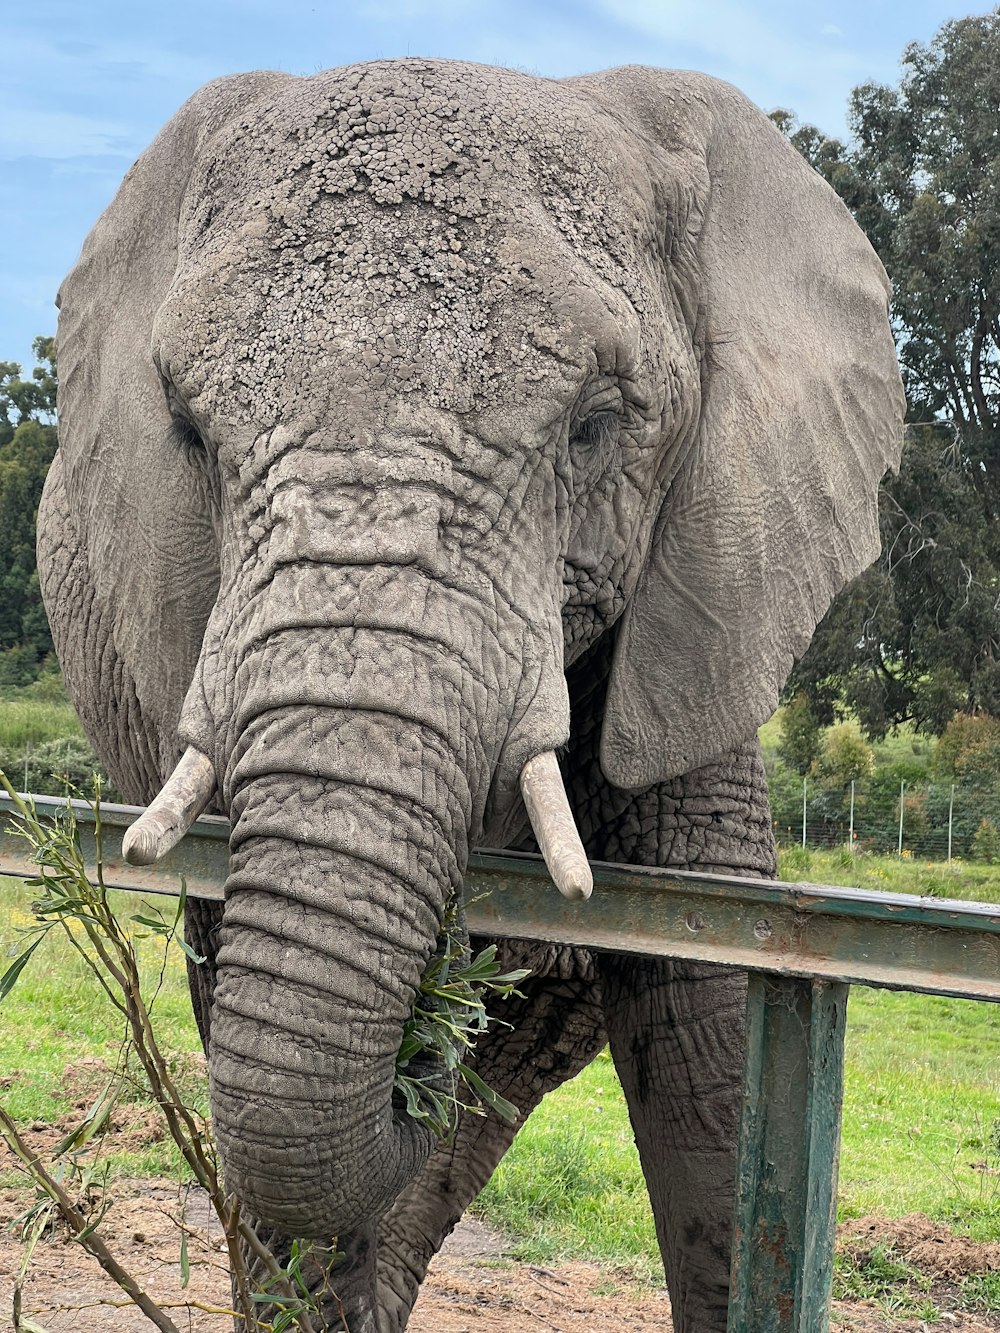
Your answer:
(777, 845), (1000, 902)
(4, 851), (1000, 1300)
(776, 693), (822, 775)
(0, 645), (41, 687)
(0, 337), (56, 445)
(0, 784), (341, 1329)
(962, 1269), (1000, 1312)
(765, 759), (807, 846)
(811, 723), (875, 787)
(0, 337), (57, 673)
(972, 817), (1000, 865)
(774, 15), (1000, 735)
(0, 684), (83, 752)
(764, 695), (1000, 859)
(932, 713), (1000, 779)
(787, 427), (1000, 738)
(833, 1242), (936, 1318)
(0, 737), (114, 800)
(395, 907), (529, 1137)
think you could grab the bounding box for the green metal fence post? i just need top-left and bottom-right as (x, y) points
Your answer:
(728, 974), (849, 1333)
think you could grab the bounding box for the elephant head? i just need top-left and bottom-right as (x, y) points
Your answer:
(41, 60), (903, 1240)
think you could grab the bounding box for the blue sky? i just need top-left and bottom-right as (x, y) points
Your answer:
(1, 0), (987, 372)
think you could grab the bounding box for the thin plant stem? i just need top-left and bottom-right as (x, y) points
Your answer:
(0, 1106), (182, 1333)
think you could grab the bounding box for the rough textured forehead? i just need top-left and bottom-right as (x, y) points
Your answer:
(202, 59), (638, 219)
(163, 60), (657, 428)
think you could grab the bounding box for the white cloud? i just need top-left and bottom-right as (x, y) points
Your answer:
(590, 0), (873, 130)
(822, 23), (843, 38)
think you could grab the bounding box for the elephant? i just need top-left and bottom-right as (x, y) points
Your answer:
(38, 58), (904, 1332)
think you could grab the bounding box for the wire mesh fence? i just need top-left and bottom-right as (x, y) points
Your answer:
(0, 739), (115, 801)
(770, 775), (1000, 861)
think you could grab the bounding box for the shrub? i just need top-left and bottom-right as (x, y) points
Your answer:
(0, 736), (116, 800)
(811, 723), (876, 788)
(933, 713), (1000, 779)
(0, 645), (38, 687)
(778, 693), (822, 775)
(972, 817), (1000, 864)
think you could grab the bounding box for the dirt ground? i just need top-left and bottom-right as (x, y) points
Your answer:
(2, 1062), (999, 1332)
(2, 1178), (1000, 1333)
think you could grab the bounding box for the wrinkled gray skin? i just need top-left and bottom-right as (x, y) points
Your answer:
(40, 60), (903, 1332)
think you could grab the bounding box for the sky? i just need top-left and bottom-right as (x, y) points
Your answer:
(1, 0), (990, 372)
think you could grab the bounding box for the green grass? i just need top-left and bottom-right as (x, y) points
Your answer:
(476, 843), (1000, 1268)
(474, 984), (1000, 1273)
(4, 850), (1000, 1286)
(0, 680), (84, 751)
(475, 1048), (660, 1276)
(841, 988), (1000, 1235)
(0, 878), (205, 1183)
(961, 1269), (1000, 1312)
(778, 843), (1000, 903)
(833, 1242), (939, 1320)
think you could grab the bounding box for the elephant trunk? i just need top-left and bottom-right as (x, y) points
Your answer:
(207, 696), (471, 1237)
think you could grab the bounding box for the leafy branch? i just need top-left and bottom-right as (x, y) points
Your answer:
(0, 774), (530, 1329)
(0, 773), (336, 1332)
(395, 902), (530, 1138)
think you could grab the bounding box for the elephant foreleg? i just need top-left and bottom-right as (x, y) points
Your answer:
(375, 947), (605, 1332)
(571, 738), (775, 1333)
(559, 646), (776, 1333)
(598, 956), (745, 1333)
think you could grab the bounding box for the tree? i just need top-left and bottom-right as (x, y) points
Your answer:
(772, 13), (1000, 736)
(0, 336), (56, 445)
(777, 693), (822, 775)
(0, 338), (58, 676)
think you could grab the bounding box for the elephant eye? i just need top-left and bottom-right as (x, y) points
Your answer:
(570, 378), (624, 479)
(571, 410), (620, 461)
(167, 415), (206, 461)
(169, 415), (202, 449)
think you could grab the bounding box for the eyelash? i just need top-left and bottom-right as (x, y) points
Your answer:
(571, 410), (620, 461)
(167, 414), (205, 463)
(569, 377), (624, 480)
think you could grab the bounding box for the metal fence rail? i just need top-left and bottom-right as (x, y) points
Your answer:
(3, 792), (1000, 1333)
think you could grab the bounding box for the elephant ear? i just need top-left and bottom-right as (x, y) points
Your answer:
(50, 73), (284, 792)
(589, 69), (905, 789)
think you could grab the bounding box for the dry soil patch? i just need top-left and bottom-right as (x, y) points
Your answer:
(1, 1180), (999, 1330)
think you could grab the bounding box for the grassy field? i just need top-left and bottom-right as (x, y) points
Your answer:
(0, 699), (998, 1312)
(0, 679), (84, 752)
(0, 883), (205, 1182)
(779, 844), (1000, 903)
(1, 846), (1000, 1290)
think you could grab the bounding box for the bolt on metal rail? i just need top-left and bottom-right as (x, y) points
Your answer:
(3, 792), (1000, 1332)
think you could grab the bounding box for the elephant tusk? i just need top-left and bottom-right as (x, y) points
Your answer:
(519, 751), (593, 902)
(122, 747), (217, 866)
